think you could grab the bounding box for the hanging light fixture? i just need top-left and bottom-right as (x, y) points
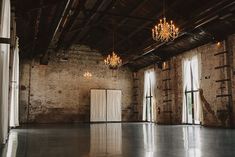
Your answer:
(152, 0), (179, 42)
(104, 51), (122, 69)
(104, 28), (122, 70)
(83, 71), (92, 78)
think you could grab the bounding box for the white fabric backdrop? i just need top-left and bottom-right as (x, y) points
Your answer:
(9, 37), (19, 127)
(90, 90), (107, 122)
(107, 90), (121, 121)
(90, 89), (122, 122)
(0, 0), (11, 144)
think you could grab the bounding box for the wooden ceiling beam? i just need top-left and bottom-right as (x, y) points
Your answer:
(39, 0), (71, 64)
(106, 1), (180, 54)
(93, 0), (149, 50)
(126, 0), (235, 69)
(55, 0), (86, 50)
(115, 0), (150, 28)
(64, 0), (115, 50)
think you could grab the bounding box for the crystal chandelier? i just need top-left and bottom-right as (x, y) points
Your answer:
(152, 17), (179, 42)
(152, 0), (179, 42)
(104, 51), (122, 70)
(104, 29), (122, 70)
(83, 71), (92, 78)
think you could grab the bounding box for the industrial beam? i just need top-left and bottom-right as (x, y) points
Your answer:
(103, 0), (180, 55)
(125, 0), (235, 67)
(40, 0), (72, 64)
(64, 0), (115, 49)
(56, 0), (86, 50)
(93, 0), (149, 49)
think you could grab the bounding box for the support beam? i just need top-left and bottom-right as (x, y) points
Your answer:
(64, 0), (115, 49)
(40, 0), (71, 64)
(56, 0), (86, 50)
(125, 0), (235, 68)
(103, 0), (180, 56)
(94, 0), (149, 49)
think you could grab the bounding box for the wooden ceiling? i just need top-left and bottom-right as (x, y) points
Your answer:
(15, 0), (235, 70)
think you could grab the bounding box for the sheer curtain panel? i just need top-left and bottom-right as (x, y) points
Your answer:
(106, 90), (121, 121)
(90, 90), (107, 122)
(0, 0), (11, 144)
(9, 37), (19, 127)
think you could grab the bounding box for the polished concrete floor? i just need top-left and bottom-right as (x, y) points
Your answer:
(1, 123), (235, 157)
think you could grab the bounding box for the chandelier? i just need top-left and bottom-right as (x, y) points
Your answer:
(104, 28), (122, 70)
(83, 71), (92, 78)
(104, 51), (122, 70)
(152, 17), (179, 42)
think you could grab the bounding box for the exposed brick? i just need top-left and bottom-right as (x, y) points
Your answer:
(136, 34), (235, 128)
(19, 45), (134, 123)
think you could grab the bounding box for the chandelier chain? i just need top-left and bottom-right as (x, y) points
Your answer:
(104, 22), (122, 70)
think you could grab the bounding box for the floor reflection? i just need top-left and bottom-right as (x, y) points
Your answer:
(90, 123), (122, 156)
(1, 131), (18, 157)
(0, 123), (235, 157)
(143, 123), (155, 157)
(183, 126), (201, 157)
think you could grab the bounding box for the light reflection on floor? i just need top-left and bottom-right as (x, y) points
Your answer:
(1, 123), (235, 157)
(90, 123), (122, 156)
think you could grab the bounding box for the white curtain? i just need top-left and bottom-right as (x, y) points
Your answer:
(143, 69), (156, 121)
(0, 0), (11, 144)
(90, 89), (122, 122)
(9, 37), (19, 127)
(107, 90), (121, 121)
(182, 54), (201, 124)
(191, 55), (201, 124)
(90, 90), (106, 122)
(182, 60), (191, 123)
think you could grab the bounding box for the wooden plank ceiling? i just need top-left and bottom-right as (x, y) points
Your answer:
(15, 0), (235, 70)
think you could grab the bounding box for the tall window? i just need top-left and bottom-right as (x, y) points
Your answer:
(182, 55), (201, 124)
(143, 69), (156, 122)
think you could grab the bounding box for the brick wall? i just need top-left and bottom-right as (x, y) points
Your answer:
(19, 45), (134, 123)
(136, 34), (235, 127)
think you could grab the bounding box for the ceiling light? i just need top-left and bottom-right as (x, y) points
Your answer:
(104, 51), (122, 70)
(104, 29), (122, 70)
(152, 17), (179, 42)
(152, 0), (179, 42)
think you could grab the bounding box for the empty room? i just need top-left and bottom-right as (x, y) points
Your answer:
(1, 0), (235, 156)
